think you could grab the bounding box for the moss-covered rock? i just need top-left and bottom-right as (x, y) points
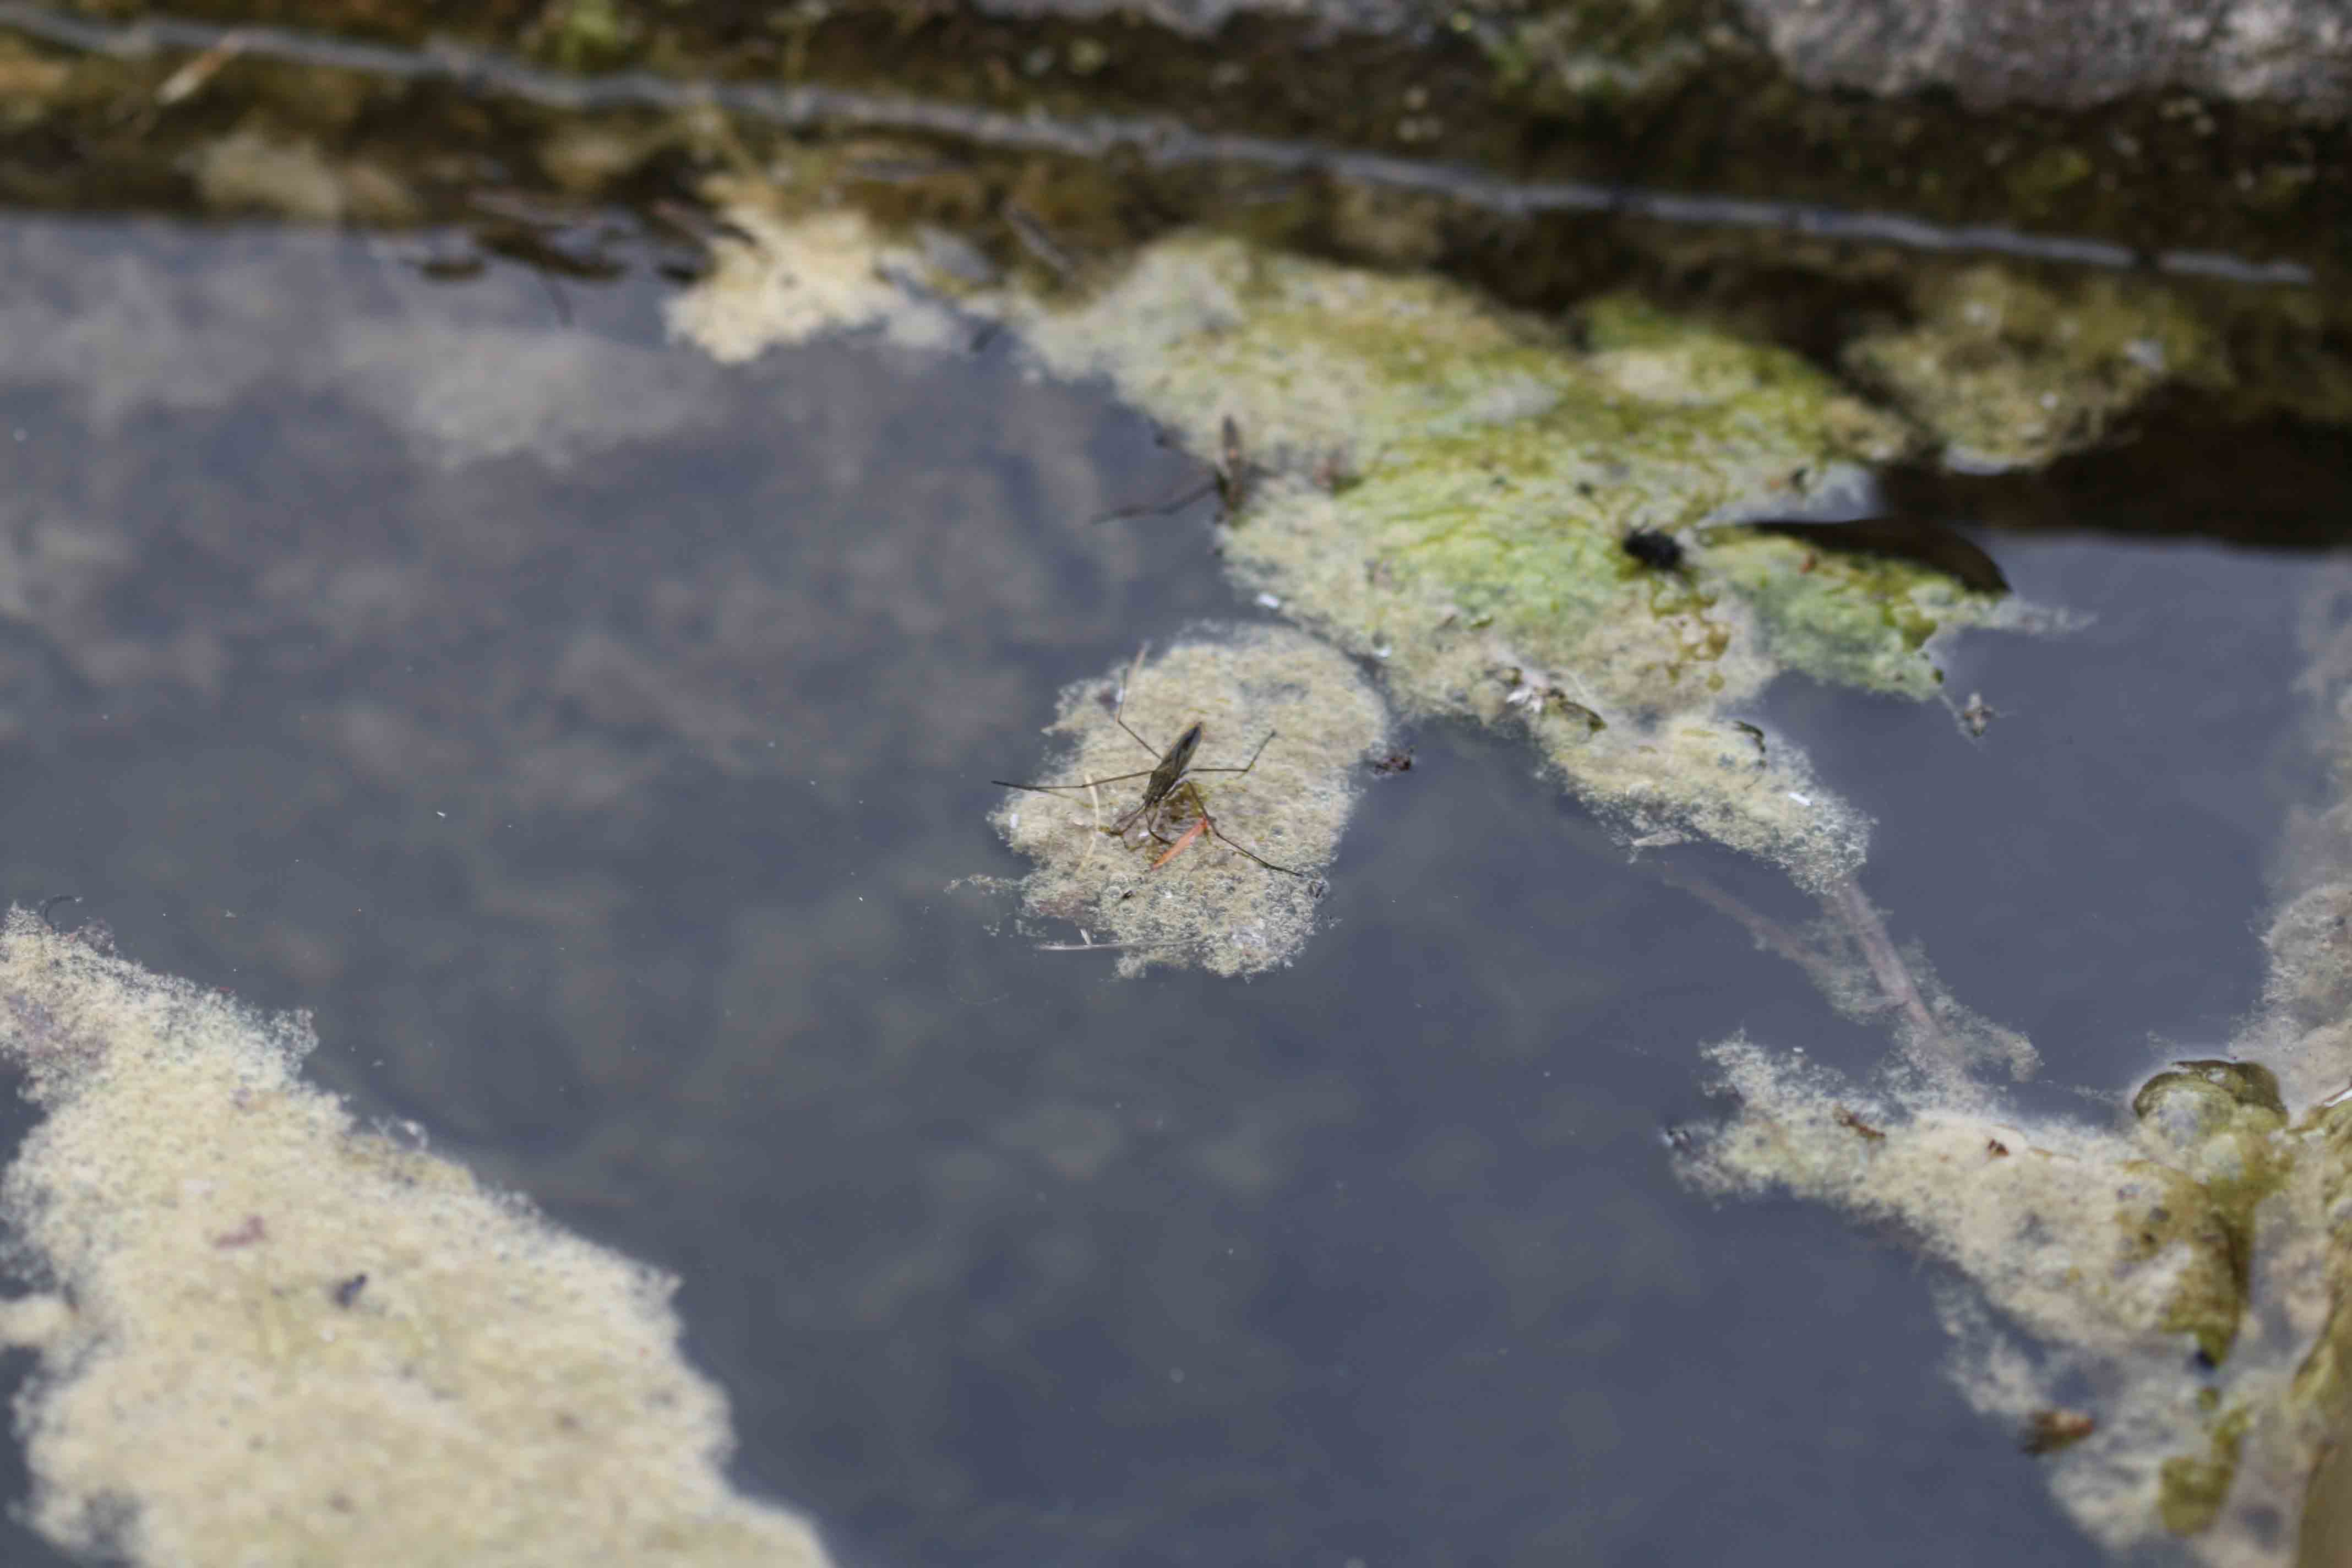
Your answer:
(2133, 1060), (2292, 1245)
(2158, 1402), (2252, 1535)
(1843, 264), (2222, 472)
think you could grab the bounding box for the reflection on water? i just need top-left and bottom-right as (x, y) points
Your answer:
(0, 213), (2311, 1565)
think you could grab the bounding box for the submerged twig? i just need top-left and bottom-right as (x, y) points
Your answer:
(1652, 864), (1844, 995)
(1824, 875), (1944, 1052)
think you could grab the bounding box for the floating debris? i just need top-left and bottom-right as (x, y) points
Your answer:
(1726, 516), (2010, 595)
(1832, 1104), (1886, 1142)
(2022, 1408), (2097, 1456)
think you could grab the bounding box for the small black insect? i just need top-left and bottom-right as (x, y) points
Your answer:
(331, 1273), (369, 1309)
(1621, 529), (1684, 571)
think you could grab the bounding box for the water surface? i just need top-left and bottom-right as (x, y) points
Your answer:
(0, 212), (2317, 1566)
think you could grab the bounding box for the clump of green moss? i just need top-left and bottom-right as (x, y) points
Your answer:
(1843, 264), (2220, 472)
(2158, 1402), (2253, 1535)
(529, 0), (641, 72)
(2128, 1060), (2293, 1362)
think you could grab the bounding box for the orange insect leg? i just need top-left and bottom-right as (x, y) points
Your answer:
(1149, 814), (1211, 870)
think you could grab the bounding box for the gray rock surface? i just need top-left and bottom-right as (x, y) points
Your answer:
(968, 0), (1415, 36)
(969, 0), (2352, 117)
(1735, 0), (2352, 116)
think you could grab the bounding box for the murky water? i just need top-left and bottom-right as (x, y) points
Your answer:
(0, 211), (2326, 1565)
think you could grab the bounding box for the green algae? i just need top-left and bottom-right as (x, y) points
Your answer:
(1679, 1037), (2316, 1556)
(2286, 1099), (2352, 1501)
(1687, 1044), (2261, 1367)
(2160, 1402), (2253, 1535)
(2111, 1157), (2248, 1367)
(1698, 531), (1971, 699)
(998, 235), (2012, 887)
(529, 0), (641, 72)
(669, 194), (2034, 903)
(1843, 264), (2223, 472)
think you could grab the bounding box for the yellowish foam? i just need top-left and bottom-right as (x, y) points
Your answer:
(0, 911), (829, 1568)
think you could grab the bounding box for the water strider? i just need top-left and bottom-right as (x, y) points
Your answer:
(1090, 416), (1255, 526)
(992, 653), (1312, 881)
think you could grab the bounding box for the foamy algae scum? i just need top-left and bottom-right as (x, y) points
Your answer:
(991, 628), (1386, 977)
(674, 204), (2026, 893)
(1681, 1030), (2317, 1558)
(1675, 573), (2352, 1564)
(0, 911), (829, 1567)
(1006, 236), (2028, 890)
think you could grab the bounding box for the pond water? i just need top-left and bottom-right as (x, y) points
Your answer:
(0, 211), (2325, 1565)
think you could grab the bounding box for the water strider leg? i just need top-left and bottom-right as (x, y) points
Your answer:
(1172, 780), (1312, 881)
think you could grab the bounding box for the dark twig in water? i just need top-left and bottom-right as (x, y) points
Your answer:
(1655, 863), (1951, 1064)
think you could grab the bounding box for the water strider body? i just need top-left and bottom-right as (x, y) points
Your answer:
(993, 667), (1309, 880)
